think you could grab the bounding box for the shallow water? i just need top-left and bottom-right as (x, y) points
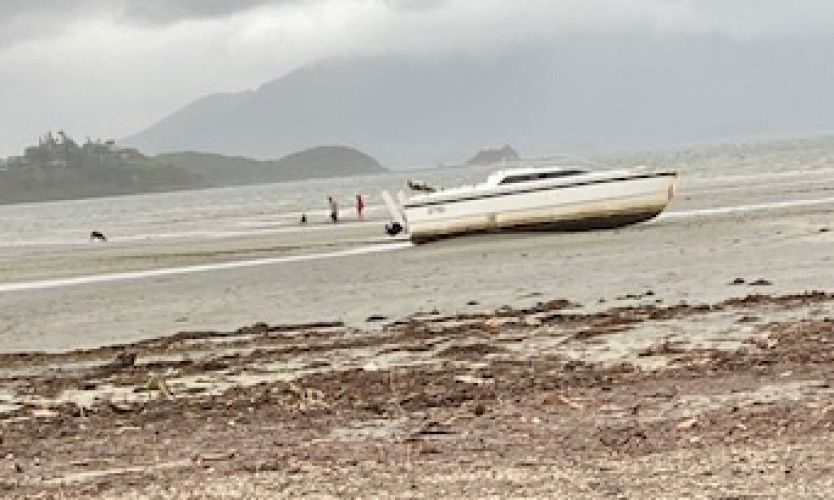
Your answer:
(0, 164), (500, 247)
(2, 160), (829, 247)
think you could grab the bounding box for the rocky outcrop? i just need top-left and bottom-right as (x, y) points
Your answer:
(465, 145), (520, 165)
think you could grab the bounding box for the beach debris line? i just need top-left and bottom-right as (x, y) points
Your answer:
(2, 291), (834, 496)
(147, 376), (174, 399)
(194, 451), (237, 464)
(108, 401), (134, 414)
(616, 290), (656, 301)
(109, 351), (136, 369)
(729, 277), (773, 286)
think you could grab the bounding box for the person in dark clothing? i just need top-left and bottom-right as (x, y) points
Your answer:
(328, 196), (338, 223)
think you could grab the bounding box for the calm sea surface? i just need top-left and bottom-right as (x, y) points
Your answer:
(0, 164), (504, 247)
(0, 159), (827, 247)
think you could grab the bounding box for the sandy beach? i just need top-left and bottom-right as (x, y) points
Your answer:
(0, 159), (833, 497)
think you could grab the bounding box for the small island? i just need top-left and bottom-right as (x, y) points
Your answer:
(465, 145), (520, 165)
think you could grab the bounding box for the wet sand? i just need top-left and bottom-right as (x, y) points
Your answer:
(1, 161), (834, 353)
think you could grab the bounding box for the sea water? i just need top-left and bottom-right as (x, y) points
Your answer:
(0, 159), (832, 247)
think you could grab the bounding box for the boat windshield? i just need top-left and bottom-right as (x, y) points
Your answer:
(498, 169), (586, 185)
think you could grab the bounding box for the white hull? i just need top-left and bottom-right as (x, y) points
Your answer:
(400, 170), (676, 243)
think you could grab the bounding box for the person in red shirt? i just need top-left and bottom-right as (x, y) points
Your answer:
(356, 194), (365, 220)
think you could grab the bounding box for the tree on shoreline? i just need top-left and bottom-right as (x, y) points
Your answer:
(8, 131), (146, 170)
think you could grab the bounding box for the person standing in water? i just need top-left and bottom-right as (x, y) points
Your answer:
(328, 196), (338, 223)
(356, 194), (365, 220)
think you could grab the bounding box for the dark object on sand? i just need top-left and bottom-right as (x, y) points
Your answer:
(385, 221), (403, 236)
(407, 179), (437, 193)
(730, 277), (746, 285)
(820, 227), (830, 233)
(300, 214), (307, 224)
(89, 230), (107, 242)
(749, 278), (773, 286)
(366, 315), (388, 322)
(110, 352), (136, 369)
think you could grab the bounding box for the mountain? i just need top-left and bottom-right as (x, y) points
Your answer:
(466, 146), (520, 165)
(159, 145), (384, 187)
(125, 37), (834, 166)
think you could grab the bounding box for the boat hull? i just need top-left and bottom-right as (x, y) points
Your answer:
(404, 173), (675, 243)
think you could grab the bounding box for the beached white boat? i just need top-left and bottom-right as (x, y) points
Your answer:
(382, 165), (677, 243)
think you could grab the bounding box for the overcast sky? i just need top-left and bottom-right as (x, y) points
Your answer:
(1, 0), (834, 157)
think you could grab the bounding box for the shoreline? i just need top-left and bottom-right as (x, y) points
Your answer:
(1, 192), (832, 288)
(0, 241), (410, 295)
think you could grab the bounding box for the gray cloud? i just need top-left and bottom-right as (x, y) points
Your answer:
(384, 0), (447, 12)
(0, 0), (277, 21)
(0, 0), (283, 48)
(3, 1), (833, 48)
(0, 1), (101, 48)
(1, 0), (834, 158)
(117, 0), (290, 26)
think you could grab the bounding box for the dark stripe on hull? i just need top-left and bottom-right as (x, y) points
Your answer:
(410, 209), (664, 244)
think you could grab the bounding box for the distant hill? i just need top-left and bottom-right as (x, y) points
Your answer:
(466, 145), (520, 165)
(0, 132), (202, 204)
(125, 37), (834, 166)
(159, 145), (385, 186)
(0, 161), (200, 204)
(0, 134), (384, 204)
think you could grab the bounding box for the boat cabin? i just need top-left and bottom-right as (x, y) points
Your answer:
(484, 167), (587, 187)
